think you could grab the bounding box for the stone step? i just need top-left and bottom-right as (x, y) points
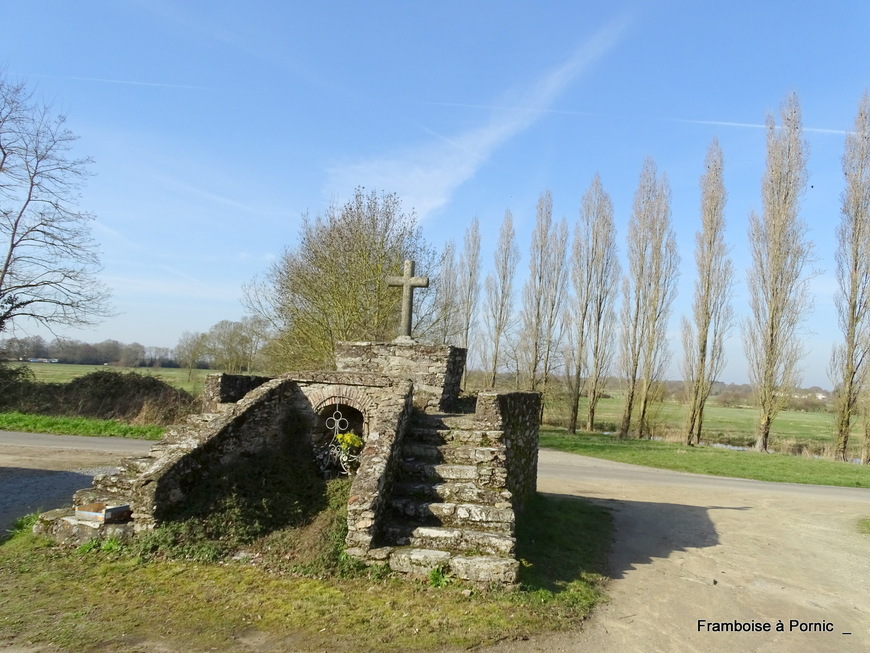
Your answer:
(411, 413), (478, 431)
(401, 442), (502, 466)
(386, 547), (518, 584)
(120, 456), (158, 474)
(157, 425), (202, 446)
(397, 460), (507, 488)
(185, 411), (229, 426)
(448, 554), (518, 585)
(397, 460), (480, 483)
(391, 481), (512, 505)
(72, 487), (128, 508)
(387, 498), (514, 533)
(381, 521), (515, 556)
(91, 471), (136, 494)
(406, 426), (502, 447)
(146, 440), (196, 458)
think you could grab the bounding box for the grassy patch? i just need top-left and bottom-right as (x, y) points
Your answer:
(540, 429), (870, 488)
(516, 493), (610, 612)
(22, 362), (215, 395)
(0, 512), (40, 545)
(0, 411), (163, 439)
(0, 491), (610, 652)
(858, 518), (870, 535)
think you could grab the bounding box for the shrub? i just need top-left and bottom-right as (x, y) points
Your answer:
(0, 367), (193, 425)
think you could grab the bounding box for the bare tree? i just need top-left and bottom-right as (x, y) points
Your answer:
(483, 210), (519, 388)
(619, 159), (679, 438)
(831, 92), (870, 461)
(682, 139), (734, 445)
(205, 320), (251, 374)
(566, 174), (620, 433)
(0, 72), (110, 334)
(518, 193), (550, 390)
(743, 94), (814, 452)
(541, 218), (569, 392)
(584, 197), (620, 432)
(432, 239), (460, 345)
(175, 331), (208, 381)
(456, 218), (481, 388)
(518, 191), (568, 391)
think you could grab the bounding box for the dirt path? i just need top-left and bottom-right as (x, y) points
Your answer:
(1, 434), (868, 652)
(479, 450), (870, 653)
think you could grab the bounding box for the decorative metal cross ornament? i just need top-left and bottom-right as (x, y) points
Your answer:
(325, 410), (349, 435)
(319, 409), (361, 475)
(386, 259), (429, 338)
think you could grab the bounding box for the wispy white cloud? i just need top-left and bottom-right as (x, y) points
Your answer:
(670, 117), (847, 135)
(153, 174), (262, 214)
(24, 72), (217, 91)
(66, 76), (217, 91)
(326, 16), (632, 219)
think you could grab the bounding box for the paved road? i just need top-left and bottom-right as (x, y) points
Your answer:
(0, 431), (152, 533)
(2, 433), (869, 652)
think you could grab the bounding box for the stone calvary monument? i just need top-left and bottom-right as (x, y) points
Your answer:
(35, 261), (541, 586)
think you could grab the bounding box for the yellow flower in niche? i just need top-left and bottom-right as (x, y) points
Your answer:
(336, 431), (363, 453)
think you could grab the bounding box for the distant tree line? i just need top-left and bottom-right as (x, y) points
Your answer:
(0, 335), (176, 367)
(0, 316), (269, 376)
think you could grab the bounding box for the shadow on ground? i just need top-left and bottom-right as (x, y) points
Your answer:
(583, 495), (751, 580)
(518, 491), (750, 591)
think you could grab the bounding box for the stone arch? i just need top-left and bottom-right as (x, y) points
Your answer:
(299, 384), (375, 435)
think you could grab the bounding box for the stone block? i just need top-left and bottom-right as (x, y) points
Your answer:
(388, 548), (451, 575)
(449, 555), (519, 585)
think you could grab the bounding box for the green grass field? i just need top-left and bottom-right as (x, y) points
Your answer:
(540, 429), (870, 488)
(0, 412), (163, 439)
(542, 394), (864, 458)
(21, 362), (215, 395)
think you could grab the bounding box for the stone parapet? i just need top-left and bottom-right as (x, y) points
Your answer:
(341, 379), (413, 553)
(334, 341), (466, 412)
(202, 373), (273, 411)
(474, 392), (541, 511)
(132, 377), (301, 527)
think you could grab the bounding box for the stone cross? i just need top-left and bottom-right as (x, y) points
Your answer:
(386, 259), (429, 338)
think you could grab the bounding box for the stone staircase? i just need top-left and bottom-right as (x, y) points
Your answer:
(73, 410), (232, 516)
(35, 376), (539, 590)
(374, 411), (520, 586)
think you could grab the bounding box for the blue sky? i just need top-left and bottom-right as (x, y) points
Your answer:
(5, 1), (870, 387)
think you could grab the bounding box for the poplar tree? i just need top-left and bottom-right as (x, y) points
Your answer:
(566, 174), (620, 433)
(457, 218), (481, 385)
(519, 191), (568, 391)
(831, 92), (870, 461)
(743, 94), (814, 452)
(682, 139), (733, 445)
(433, 239), (460, 345)
(483, 211), (519, 388)
(619, 159), (679, 438)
